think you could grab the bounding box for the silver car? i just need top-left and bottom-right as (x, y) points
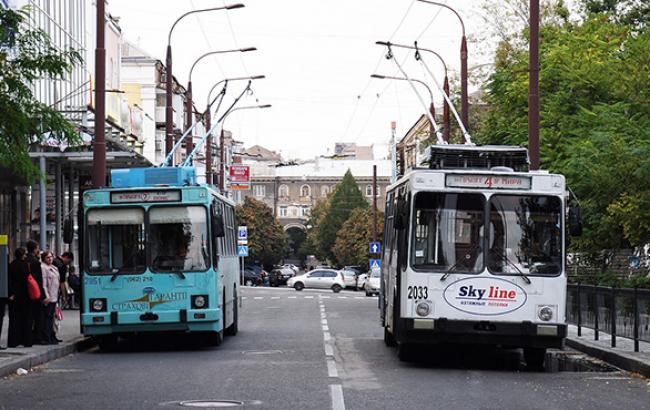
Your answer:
(287, 269), (346, 293)
(364, 269), (380, 296)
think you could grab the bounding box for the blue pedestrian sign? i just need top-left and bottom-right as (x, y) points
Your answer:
(369, 242), (381, 254)
(369, 259), (381, 270)
(238, 226), (248, 240)
(238, 245), (249, 257)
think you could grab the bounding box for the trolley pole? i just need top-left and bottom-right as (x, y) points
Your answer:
(372, 165), (377, 243)
(92, 0), (106, 188)
(528, 0), (540, 170)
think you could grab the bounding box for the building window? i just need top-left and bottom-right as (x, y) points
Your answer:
(321, 185), (329, 197)
(253, 185), (266, 197)
(366, 185), (373, 197)
(301, 206), (311, 217)
(300, 185), (311, 198)
(279, 184), (289, 198)
(279, 206), (288, 217)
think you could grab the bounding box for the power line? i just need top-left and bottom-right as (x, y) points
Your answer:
(219, 0), (250, 76)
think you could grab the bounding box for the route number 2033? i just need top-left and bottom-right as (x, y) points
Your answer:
(407, 285), (428, 299)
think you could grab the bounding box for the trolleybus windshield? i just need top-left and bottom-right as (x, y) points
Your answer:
(487, 195), (562, 276)
(150, 206), (210, 273)
(412, 192), (485, 273)
(86, 208), (146, 275)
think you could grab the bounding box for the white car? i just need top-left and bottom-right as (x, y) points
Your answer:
(364, 270), (380, 296)
(287, 269), (346, 293)
(340, 269), (360, 290)
(282, 263), (300, 274)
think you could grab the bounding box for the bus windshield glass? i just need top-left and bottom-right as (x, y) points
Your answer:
(150, 206), (210, 272)
(86, 208), (146, 275)
(488, 195), (562, 276)
(412, 192), (485, 273)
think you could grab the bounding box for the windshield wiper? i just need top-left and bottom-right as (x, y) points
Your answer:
(489, 248), (531, 284)
(440, 244), (481, 282)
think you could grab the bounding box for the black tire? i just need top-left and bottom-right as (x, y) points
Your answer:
(384, 326), (397, 347)
(225, 287), (238, 336)
(294, 282), (304, 291)
(205, 331), (223, 346)
(332, 284), (342, 293)
(397, 342), (414, 362)
(524, 347), (546, 370)
(365, 289), (371, 297)
(97, 335), (118, 352)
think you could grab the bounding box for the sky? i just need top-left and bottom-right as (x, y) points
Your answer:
(108, 0), (493, 160)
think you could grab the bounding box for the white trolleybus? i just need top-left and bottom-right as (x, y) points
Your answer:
(381, 145), (580, 368)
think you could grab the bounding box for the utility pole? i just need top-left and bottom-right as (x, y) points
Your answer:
(372, 165), (377, 243)
(529, 0), (540, 170)
(92, 0), (106, 188)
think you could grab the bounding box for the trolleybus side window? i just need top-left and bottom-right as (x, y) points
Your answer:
(149, 206), (210, 272)
(382, 193), (394, 263)
(86, 208), (146, 275)
(224, 205), (236, 256)
(487, 195), (561, 276)
(411, 192), (484, 273)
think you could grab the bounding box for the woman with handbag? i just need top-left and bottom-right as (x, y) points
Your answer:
(7, 247), (34, 348)
(40, 251), (60, 345)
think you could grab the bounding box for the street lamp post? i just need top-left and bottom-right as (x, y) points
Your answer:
(218, 104), (272, 192)
(185, 48), (256, 158)
(416, 0), (469, 134)
(204, 75), (265, 184)
(92, 0), (106, 188)
(165, 4), (244, 158)
(529, 0), (540, 170)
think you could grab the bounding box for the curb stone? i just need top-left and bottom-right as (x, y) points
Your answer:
(566, 337), (650, 378)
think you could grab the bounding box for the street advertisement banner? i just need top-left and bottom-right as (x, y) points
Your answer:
(229, 165), (250, 190)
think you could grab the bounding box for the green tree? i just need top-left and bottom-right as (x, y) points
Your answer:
(318, 170), (368, 262)
(235, 197), (288, 268)
(476, 3), (650, 253)
(333, 208), (384, 270)
(0, 7), (82, 181)
(300, 196), (331, 261)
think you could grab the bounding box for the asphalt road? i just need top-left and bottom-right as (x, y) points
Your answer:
(0, 286), (648, 410)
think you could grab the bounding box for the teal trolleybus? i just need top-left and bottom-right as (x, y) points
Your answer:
(80, 167), (239, 348)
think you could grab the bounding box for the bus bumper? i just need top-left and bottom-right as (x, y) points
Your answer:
(397, 318), (567, 349)
(81, 308), (221, 335)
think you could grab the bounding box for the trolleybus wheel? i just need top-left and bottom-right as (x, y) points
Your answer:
(332, 284), (342, 293)
(225, 287), (238, 336)
(384, 326), (396, 347)
(294, 282), (304, 291)
(524, 347), (546, 370)
(397, 342), (414, 362)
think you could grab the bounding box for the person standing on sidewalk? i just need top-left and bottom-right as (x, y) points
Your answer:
(7, 247), (33, 348)
(40, 251), (60, 345)
(52, 252), (73, 308)
(26, 240), (46, 344)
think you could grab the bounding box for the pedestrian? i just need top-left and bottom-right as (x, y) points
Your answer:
(25, 240), (47, 344)
(7, 247), (34, 348)
(52, 251), (73, 308)
(40, 251), (60, 344)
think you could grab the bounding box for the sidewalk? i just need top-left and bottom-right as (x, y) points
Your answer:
(0, 308), (92, 378)
(566, 324), (650, 377)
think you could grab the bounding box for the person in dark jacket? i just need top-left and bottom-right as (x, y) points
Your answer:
(7, 247), (33, 348)
(25, 240), (47, 344)
(52, 251), (73, 308)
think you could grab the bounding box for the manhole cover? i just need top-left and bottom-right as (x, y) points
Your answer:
(179, 400), (244, 408)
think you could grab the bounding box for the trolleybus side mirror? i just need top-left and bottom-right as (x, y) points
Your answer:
(63, 218), (74, 244)
(569, 206), (583, 237)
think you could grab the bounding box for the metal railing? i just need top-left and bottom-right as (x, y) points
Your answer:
(567, 284), (650, 352)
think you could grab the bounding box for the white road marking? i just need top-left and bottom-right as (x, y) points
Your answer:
(271, 296), (280, 299)
(325, 343), (334, 356)
(330, 384), (346, 410)
(327, 359), (339, 378)
(323, 332), (331, 342)
(321, 296), (331, 299)
(288, 296), (297, 299)
(254, 297), (264, 300)
(304, 296), (314, 299)
(354, 297), (363, 299)
(321, 319), (328, 325)
(337, 296), (348, 299)
(322, 325), (329, 331)
(242, 297), (248, 300)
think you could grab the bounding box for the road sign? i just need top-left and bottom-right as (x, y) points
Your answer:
(238, 226), (248, 240)
(238, 245), (249, 257)
(369, 242), (381, 254)
(369, 259), (381, 270)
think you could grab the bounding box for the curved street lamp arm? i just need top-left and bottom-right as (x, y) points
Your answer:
(189, 48), (256, 84)
(167, 4), (244, 45)
(416, 0), (465, 36)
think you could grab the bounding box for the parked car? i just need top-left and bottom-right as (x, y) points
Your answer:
(242, 268), (263, 286)
(287, 269), (346, 293)
(357, 273), (368, 290)
(340, 269), (360, 290)
(344, 265), (363, 276)
(364, 269), (381, 296)
(282, 264), (300, 274)
(269, 267), (294, 287)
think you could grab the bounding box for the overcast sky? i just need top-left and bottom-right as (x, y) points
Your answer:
(108, 0), (491, 160)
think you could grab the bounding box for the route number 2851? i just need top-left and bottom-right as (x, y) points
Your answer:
(407, 285), (428, 299)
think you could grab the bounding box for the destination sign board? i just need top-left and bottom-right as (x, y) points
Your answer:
(111, 190), (181, 204)
(445, 174), (531, 190)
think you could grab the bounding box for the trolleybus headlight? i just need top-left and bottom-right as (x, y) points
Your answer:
(90, 298), (106, 312)
(192, 295), (208, 309)
(538, 306), (554, 322)
(416, 302), (431, 317)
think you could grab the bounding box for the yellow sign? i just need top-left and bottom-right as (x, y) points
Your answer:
(0, 235), (7, 245)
